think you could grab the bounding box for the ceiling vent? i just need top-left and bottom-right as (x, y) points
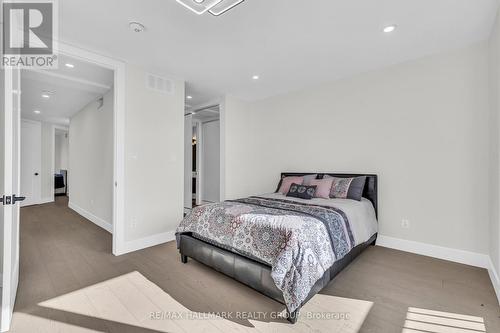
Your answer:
(147, 74), (174, 95)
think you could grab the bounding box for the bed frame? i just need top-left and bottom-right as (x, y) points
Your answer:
(178, 173), (378, 323)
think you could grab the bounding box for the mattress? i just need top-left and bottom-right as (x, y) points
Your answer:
(258, 192), (378, 246)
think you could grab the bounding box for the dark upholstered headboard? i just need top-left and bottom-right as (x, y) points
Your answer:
(278, 172), (378, 218)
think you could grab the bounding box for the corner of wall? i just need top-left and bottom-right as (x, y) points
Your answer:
(68, 201), (113, 233)
(488, 4), (500, 306)
(488, 257), (500, 305)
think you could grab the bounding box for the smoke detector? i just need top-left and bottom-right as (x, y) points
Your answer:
(129, 22), (145, 33)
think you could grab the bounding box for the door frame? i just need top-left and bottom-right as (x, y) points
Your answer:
(57, 42), (126, 256)
(53, 125), (68, 198)
(193, 120), (202, 205)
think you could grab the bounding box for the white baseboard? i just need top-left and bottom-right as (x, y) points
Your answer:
(115, 230), (176, 255)
(488, 258), (500, 305)
(68, 201), (113, 233)
(377, 235), (500, 305)
(376, 235), (490, 268)
(39, 197), (54, 205)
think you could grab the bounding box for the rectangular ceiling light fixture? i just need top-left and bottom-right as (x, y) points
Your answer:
(176, 0), (245, 16)
(209, 0), (245, 16)
(176, 0), (223, 15)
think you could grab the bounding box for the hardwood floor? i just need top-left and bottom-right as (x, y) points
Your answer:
(11, 197), (500, 332)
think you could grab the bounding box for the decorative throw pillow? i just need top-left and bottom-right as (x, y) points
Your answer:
(286, 183), (317, 200)
(309, 178), (334, 199)
(277, 176), (304, 194)
(302, 174), (318, 185)
(326, 176), (367, 201)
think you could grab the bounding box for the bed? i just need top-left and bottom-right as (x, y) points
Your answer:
(176, 172), (378, 323)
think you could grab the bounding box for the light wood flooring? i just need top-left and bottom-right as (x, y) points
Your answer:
(10, 197), (500, 332)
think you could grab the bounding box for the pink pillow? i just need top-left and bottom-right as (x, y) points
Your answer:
(278, 176), (304, 194)
(309, 178), (334, 199)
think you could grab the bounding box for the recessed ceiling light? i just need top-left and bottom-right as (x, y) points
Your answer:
(383, 25), (397, 33)
(129, 21), (146, 33)
(41, 93), (50, 99)
(252, 75), (259, 80)
(187, 95), (193, 99)
(33, 110), (41, 114)
(65, 63), (75, 68)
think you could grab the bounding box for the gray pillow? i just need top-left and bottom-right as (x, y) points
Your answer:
(324, 175), (366, 201)
(287, 183), (317, 200)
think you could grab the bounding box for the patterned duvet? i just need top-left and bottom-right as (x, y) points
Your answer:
(176, 196), (355, 313)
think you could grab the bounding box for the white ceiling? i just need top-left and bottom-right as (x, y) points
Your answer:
(58, 0), (499, 106)
(21, 54), (113, 125)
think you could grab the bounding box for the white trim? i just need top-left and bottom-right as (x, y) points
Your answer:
(376, 235), (490, 268)
(116, 231), (176, 255)
(68, 201), (113, 233)
(19, 118), (41, 125)
(50, 124), (55, 203)
(194, 120), (202, 205)
(2, 67), (21, 333)
(57, 41), (126, 256)
(219, 99), (225, 201)
(28, 68), (112, 91)
(488, 258), (500, 305)
(186, 98), (223, 113)
(53, 124), (69, 132)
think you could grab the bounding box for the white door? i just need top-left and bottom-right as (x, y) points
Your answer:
(20, 120), (42, 207)
(1, 67), (22, 332)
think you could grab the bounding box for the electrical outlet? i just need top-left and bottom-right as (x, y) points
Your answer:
(90, 199), (94, 206)
(131, 219), (137, 229)
(401, 219), (410, 229)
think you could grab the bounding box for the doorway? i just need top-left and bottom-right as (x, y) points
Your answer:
(184, 105), (221, 210)
(20, 53), (115, 226)
(1, 44), (126, 332)
(54, 128), (69, 197)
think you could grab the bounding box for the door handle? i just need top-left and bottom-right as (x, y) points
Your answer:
(13, 195), (26, 203)
(0, 195), (25, 205)
(34, 173), (39, 176)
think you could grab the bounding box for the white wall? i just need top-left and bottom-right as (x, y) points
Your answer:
(55, 132), (69, 172)
(489, 9), (500, 285)
(69, 91), (114, 230)
(123, 65), (184, 242)
(201, 120), (220, 203)
(41, 123), (54, 202)
(224, 42), (490, 255)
